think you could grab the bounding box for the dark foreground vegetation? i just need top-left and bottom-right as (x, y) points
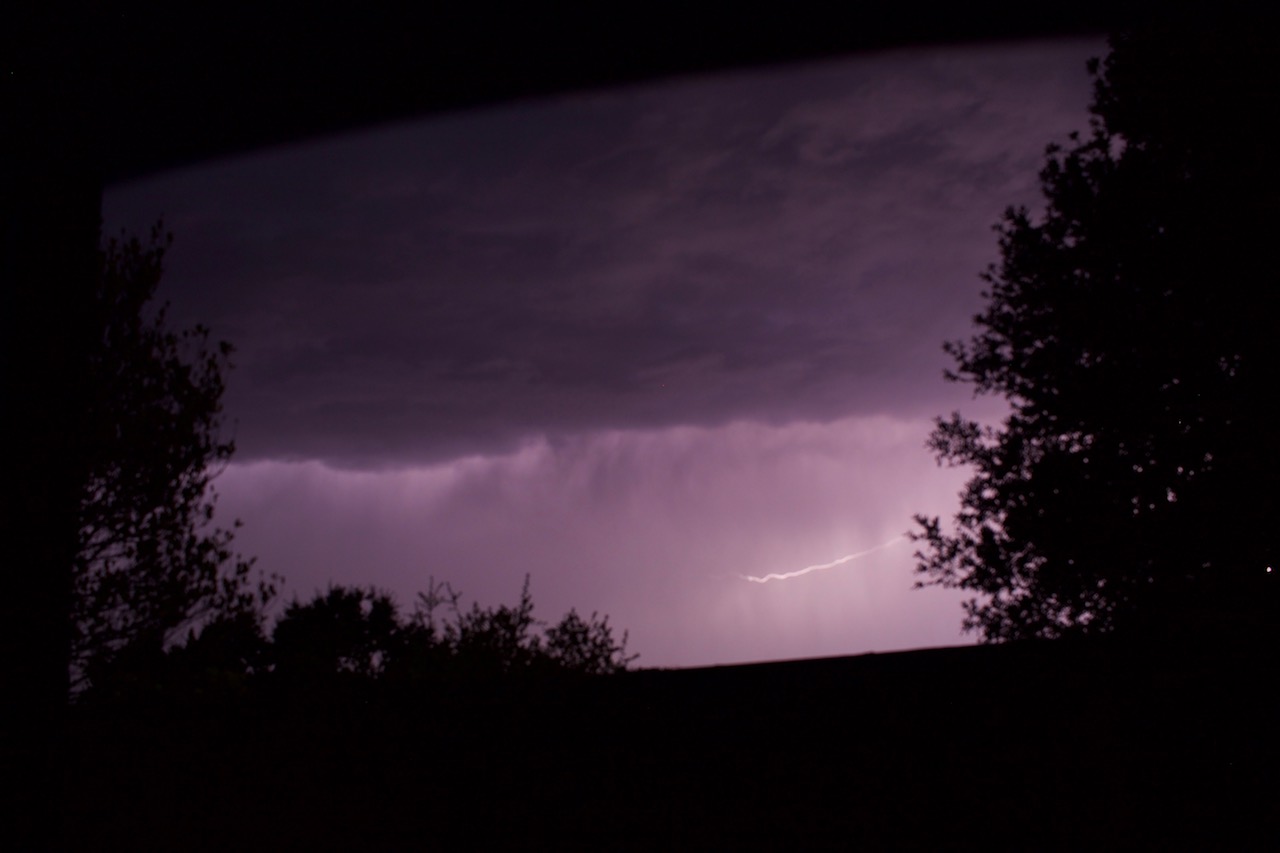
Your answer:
(62, 630), (1278, 850)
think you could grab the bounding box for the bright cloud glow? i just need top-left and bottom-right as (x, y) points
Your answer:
(215, 415), (977, 667)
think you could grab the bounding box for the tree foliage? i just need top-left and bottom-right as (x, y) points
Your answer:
(912, 15), (1280, 641)
(269, 576), (637, 685)
(72, 225), (272, 692)
(272, 585), (400, 679)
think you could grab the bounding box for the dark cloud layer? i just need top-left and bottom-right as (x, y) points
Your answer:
(105, 40), (1101, 469)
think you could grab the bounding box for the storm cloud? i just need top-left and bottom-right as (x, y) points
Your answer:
(107, 39), (1097, 468)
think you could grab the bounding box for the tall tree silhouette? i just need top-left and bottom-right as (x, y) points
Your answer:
(72, 225), (271, 692)
(913, 13), (1280, 641)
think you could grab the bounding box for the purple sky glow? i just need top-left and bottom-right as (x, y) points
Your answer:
(103, 38), (1102, 667)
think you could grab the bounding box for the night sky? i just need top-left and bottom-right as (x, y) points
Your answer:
(102, 38), (1101, 667)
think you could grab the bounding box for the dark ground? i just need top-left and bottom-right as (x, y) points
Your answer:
(60, 633), (1278, 850)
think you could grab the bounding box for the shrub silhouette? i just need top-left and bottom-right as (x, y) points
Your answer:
(271, 585), (401, 681)
(270, 575), (636, 687)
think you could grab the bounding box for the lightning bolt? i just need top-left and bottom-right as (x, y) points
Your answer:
(739, 535), (907, 583)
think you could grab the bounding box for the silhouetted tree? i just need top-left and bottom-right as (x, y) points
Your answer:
(443, 575), (544, 676)
(543, 608), (637, 676)
(274, 576), (637, 684)
(427, 575), (637, 677)
(271, 585), (401, 680)
(912, 14), (1280, 641)
(72, 225), (272, 692)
